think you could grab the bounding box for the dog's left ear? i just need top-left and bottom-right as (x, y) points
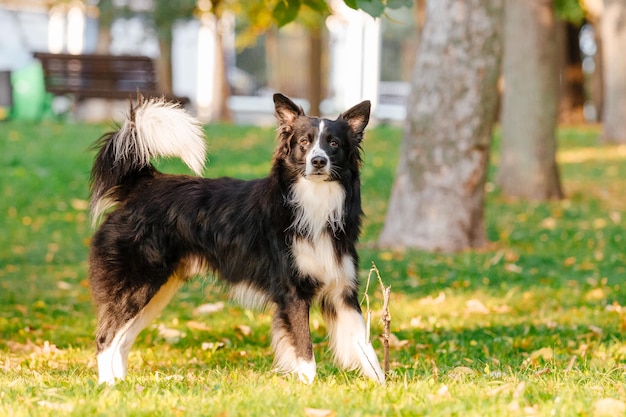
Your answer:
(340, 100), (371, 142)
(274, 93), (304, 127)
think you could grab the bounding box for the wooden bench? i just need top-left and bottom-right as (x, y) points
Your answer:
(33, 52), (189, 105)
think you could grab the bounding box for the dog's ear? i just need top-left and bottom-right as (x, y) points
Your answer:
(274, 93), (304, 127)
(340, 100), (371, 142)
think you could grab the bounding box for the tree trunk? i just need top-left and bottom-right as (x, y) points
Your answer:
(600, 0), (626, 143)
(378, 0), (504, 252)
(157, 38), (173, 95)
(308, 25), (323, 116)
(213, 22), (232, 122)
(496, 0), (564, 200)
(582, 0), (604, 122)
(558, 22), (585, 124)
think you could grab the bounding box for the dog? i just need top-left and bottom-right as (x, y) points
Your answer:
(88, 93), (385, 385)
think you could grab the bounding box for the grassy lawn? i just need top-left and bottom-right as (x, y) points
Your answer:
(1, 119), (625, 416)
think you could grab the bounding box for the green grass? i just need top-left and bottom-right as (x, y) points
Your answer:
(1, 120), (625, 416)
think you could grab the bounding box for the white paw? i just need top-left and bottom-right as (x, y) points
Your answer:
(295, 358), (317, 384)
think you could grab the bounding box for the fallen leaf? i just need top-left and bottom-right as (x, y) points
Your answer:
(37, 401), (73, 412)
(541, 217), (557, 230)
(6, 340), (62, 355)
(385, 333), (409, 349)
(492, 304), (511, 314)
(236, 324), (252, 336)
(419, 292), (445, 305)
(201, 341), (225, 351)
(194, 302), (225, 315)
(465, 299), (490, 314)
(585, 288), (607, 301)
(187, 321), (212, 332)
(409, 316), (422, 327)
(448, 366), (476, 380)
(436, 384), (451, 397)
(588, 325), (603, 336)
(57, 281), (73, 290)
(504, 263), (522, 273)
(534, 367), (551, 376)
(379, 252), (393, 261)
(594, 398), (626, 417)
(593, 218), (607, 229)
(304, 408), (336, 417)
(70, 198), (89, 211)
(564, 257), (576, 267)
(486, 383), (513, 397)
(157, 324), (185, 343)
(525, 347), (554, 366)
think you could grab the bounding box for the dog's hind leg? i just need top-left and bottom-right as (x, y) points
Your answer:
(271, 295), (317, 384)
(94, 277), (183, 385)
(321, 287), (385, 384)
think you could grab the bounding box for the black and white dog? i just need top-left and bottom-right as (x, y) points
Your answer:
(89, 93), (385, 385)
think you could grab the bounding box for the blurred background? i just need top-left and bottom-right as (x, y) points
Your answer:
(0, 0), (602, 126)
(0, 0), (420, 124)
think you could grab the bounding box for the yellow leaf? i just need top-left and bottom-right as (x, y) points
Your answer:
(70, 198), (89, 211)
(304, 408), (336, 417)
(504, 263), (522, 273)
(237, 324), (252, 336)
(564, 257), (576, 267)
(585, 288), (607, 302)
(593, 218), (607, 229)
(529, 347), (553, 362)
(448, 366), (476, 380)
(541, 217), (557, 230)
(187, 321), (212, 332)
(419, 292), (445, 305)
(385, 333), (409, 349)
(379, 251), (393, 261)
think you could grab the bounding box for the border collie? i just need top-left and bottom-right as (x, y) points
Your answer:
(89, 93), (385, 385)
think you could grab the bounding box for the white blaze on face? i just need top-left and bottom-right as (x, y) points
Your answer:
(305, 121), (330, 177)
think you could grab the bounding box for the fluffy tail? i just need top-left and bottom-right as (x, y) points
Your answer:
(90, 96), (206, 224)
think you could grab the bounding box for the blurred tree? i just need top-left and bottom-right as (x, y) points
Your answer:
(93, 0), (196, 99)
(598, 0), (626, 144)
(377, 0), (504, 251)
(496, 0), (564, 200)
(152, 0), (197, 97)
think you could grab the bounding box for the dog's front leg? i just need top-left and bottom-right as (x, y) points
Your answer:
(271, 296), (316, 383)
(321, 289), (386, 384)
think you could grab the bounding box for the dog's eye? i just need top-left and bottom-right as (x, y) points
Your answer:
(329, 139), (339, 148)
(299, 137), (310, 146)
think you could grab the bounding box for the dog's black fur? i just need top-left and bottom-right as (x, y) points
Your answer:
(89, 94), (384, 384)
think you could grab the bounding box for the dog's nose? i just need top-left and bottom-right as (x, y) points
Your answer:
(311, 156), (328, 169)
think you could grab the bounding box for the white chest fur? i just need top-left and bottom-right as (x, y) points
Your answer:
(289, 178), (355, 287)
(289, 178), (345, 240)
(292, 236), (356, 287)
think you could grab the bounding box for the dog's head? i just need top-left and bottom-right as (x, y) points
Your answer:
(273, 93), (370, 182)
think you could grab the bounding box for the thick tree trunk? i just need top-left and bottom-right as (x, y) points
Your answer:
(600, 0), (626, 143)
(496, 0), (564, 199)
(378, 0), (504, 252)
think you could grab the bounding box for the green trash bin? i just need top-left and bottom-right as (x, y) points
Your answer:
(11, 61), (48, 121)
(0, 70), (11, 120)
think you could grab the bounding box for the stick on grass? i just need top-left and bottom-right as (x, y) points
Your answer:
(362, 262), (391, 375)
